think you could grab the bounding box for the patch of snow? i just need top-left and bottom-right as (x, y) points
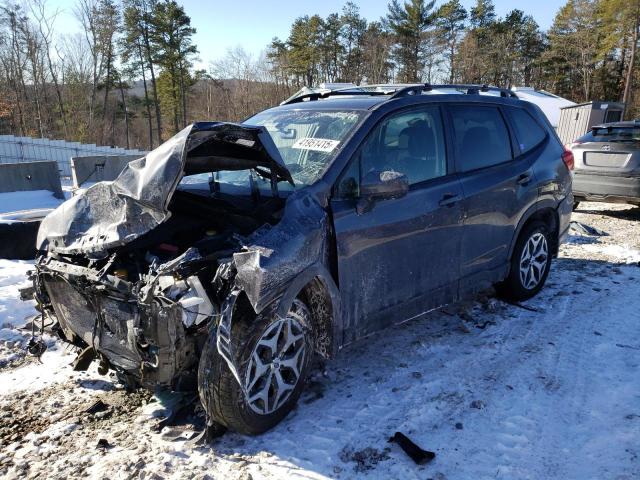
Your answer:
(581, 243), (640, 264)
(0, 260), (34, 329)
(0, 208), (55, 224)
(0, 259), (78, 392)
(0, 190), (66, 215)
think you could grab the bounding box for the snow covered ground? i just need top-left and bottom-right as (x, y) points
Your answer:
(0, 190), (66, 216)
(0, 201), (639, 479)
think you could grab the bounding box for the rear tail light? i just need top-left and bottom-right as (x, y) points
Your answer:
(562, 145), (575, 171)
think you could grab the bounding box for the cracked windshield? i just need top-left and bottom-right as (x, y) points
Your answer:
(181, 110), (363, 193)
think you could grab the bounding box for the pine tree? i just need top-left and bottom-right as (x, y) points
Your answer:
(340, 2), (367, 83)
(150, 0), (197, 134)
(435, 0), (467, 82)
(287, 15), (324, 86)
(121, 0), (155, 148)
(384, 0), (437, 83)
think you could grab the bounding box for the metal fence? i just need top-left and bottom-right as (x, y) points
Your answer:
(0, 135), (145, 178)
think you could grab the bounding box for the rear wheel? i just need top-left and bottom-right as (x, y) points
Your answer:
(497, 221), (552, 301)
(198, 298), (313, 435)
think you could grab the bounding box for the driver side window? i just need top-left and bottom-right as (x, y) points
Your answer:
(338, 106), (447, 198)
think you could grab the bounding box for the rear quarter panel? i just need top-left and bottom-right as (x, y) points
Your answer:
(514, 104), (572, 253)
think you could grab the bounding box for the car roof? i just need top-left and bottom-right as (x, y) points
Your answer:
(261, 92), (528, 115)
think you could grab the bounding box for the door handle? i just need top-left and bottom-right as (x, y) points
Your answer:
(517, 172), (532, 185)
(439, 193), (461, 207)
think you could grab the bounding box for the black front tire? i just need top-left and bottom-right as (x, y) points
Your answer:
(198, 298), (314, 435)
(497, 221), (552, 301)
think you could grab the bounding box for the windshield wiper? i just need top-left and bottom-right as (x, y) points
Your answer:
(208, 173), (220, 195)
(248, 171), (260, 204)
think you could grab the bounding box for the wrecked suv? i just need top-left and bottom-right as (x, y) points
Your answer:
(27, 84), (573, 436)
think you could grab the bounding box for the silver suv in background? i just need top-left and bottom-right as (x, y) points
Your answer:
(569, 120), (640, 208)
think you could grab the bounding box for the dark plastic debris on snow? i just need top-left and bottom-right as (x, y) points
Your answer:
(388, 432), (436, 465)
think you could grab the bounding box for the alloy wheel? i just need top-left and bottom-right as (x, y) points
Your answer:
(519, 232), (549, 290)
(244, 300), (308, 415)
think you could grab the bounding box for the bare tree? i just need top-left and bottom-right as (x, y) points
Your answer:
(74, 0), (103, 126)
(30, 0), (68, 137)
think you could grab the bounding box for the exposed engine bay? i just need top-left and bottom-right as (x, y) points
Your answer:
(34, 187), (286, 389)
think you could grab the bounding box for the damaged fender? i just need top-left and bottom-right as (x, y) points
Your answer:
(214, 192), (341, 390)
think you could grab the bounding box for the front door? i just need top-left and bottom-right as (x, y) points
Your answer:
(330, 105), (464, 342)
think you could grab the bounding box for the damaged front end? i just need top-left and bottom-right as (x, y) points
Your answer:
(26, 121), (321, 391)
(34, 249), (222, 389)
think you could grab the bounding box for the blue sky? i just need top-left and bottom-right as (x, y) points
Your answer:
(48, 0), (563, 68)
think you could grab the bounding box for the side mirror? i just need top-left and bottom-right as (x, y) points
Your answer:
(357, 170), (409, 214)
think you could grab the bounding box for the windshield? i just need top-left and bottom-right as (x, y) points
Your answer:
(245, 109), (364, 184)
(579, 126), (640, 143)
(178, 109), (364, 196)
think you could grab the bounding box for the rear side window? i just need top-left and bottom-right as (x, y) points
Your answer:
(451, 105), (513, 172)
(507, 107), (547, 153)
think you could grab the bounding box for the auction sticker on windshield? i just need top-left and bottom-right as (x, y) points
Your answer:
(292, 138), (340, 152)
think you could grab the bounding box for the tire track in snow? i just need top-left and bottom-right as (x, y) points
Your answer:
(476, 275), (575, 480)
(488, 258), (638, 479)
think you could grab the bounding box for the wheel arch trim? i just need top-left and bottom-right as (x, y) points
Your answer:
(508, 200), (560, 261)
(273, 262), (342, 359)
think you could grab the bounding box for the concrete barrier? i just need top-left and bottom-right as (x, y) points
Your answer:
(0, 161), (63, 198)
(71, 154), (143, 188)
(0, 220), (41, 259)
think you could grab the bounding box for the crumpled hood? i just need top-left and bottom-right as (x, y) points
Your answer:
(37, 122), (292, 255)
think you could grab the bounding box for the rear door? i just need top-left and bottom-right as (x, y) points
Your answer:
(449, 104), (539, 293)
(330, 105), (463, 341)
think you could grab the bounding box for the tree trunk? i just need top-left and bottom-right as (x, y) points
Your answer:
(137, 42), (154, 150)
(119, 82), (130, 149)
(449, 41), (455, 83)
(101, 53), (113, 144)
(170, 66), (179, 133)
(103, 45), (115, 117)
(28, 52), (45, 138)
(142, 29), (163, 143)
(178, 53), (187, 128)
(622, 15), (639, 119)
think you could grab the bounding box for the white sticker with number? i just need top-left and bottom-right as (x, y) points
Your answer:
(292, 137), (340, 152)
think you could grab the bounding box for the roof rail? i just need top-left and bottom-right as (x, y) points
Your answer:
(389, 83), (519, 99)
(281, 82), (519, 105)
(281, 87), (389, 105)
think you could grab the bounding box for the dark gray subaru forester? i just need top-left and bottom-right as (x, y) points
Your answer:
(28, 84), (573, 436)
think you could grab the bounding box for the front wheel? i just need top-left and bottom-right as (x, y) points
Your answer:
(497, 221), (552, 301)
(198, 298), (314, 435)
